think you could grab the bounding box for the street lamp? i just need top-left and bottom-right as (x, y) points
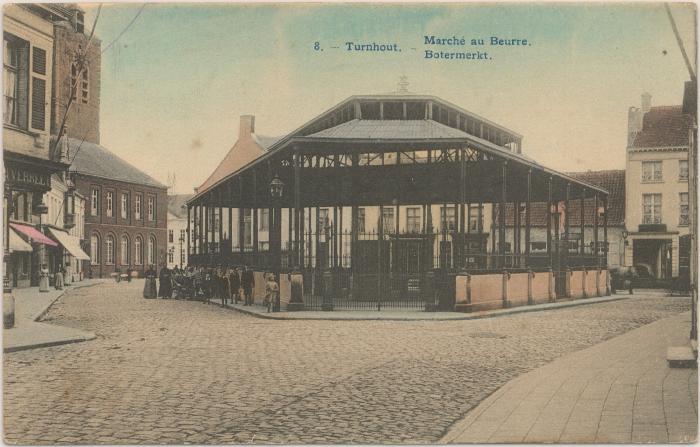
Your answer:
(269, 175), (284, 312)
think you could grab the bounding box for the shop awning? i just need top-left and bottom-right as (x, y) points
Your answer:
(47, 228), (90, 261)
(9, 223), (58, 247)
(9, 228), (32, 252)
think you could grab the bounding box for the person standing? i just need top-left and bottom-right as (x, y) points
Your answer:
(159, 264), (173, 298)
(229, 267), (241, 304)
(625, 266), (635, 295)
(242, 266), (255, 306)
(54, 264), (65, 290)
(144, 265), (157, 298)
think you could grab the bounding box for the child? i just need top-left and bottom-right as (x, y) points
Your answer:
(264, 273), (279, 313)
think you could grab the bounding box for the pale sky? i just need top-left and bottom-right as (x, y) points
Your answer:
(84, 2), (696, 194)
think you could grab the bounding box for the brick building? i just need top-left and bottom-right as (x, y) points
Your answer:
(70, 140), (167, 278)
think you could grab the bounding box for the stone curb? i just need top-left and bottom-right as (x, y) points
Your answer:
(4, 280), (104, 353)
(225, 294), (631, 322)
(34, 280), (104, 322)
(4, 331), (97, 353)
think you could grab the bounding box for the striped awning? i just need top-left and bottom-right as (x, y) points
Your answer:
(9, 223), (58, 247)
(9, 228), (32, 252)
(47, 228), (90, 261)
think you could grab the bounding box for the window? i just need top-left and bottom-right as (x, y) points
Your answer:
(120, 235), (129, 265)
(121, 193), (129, 218)
(90, 234), (100, 265)
(180, 229), (186, 242)
(180, 248), (185, 266)
(642, 194), (662, 224)
(260, 209), (269, 231)
(440, 206), (456, 231)
(356, 208), (366, 233)
(680, 193), (689, 226)
(468, 205), (483, 232)
(243, 209), (252, 248)
(135, 237), (143, 265)
(641, 161), (663, 182)
(135, 195), (142, 220)
(106, 191), (113, 217)
(81, 65), (88, 103)
(530, 241), (547, 252)
(381, 207), (394, 231)
(4, 36), (22, 126)
(406, 207), (421, 233)
(318, 209), (329, 230)
(147, 236), (156, 265)
(168, 251), (174, 263)
(679, 160), (689, 181)
(105, 235), (115, 265)
(168, 229), (173, 243)
(147, 196), (155, 221)
(70, 62), (89, 103)
(90, 188), (99, 215)
(499, 242), (512, 253)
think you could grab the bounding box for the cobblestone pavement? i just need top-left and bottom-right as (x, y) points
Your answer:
(3, 281), (691, 444)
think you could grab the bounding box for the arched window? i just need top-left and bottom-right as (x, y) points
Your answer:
(135, 236), (143, 265)
(120, 235), (129, 265)
(147, 235), (156, 266)
(105, 235), (115, 265)
(90, 234), (100, 265)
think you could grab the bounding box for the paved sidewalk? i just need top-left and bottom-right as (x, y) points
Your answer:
(222, 293), (642, 321)
(3, 279), (103, 352)
(441, 311), (698, 444)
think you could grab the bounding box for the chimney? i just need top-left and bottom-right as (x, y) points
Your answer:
(239, 115), (255, 139)
(641, 92), (652, 113)
(193, 187), (199, 194)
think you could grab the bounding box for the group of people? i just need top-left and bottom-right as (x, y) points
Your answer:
(146, 265), (260, 304)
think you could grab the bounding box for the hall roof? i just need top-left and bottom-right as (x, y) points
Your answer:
(630, 105), (693, 149)
(307, 119), (470, 140)
(504, 169), (625, 227)
(68, 138), (166, 189)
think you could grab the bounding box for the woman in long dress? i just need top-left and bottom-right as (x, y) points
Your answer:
(158, 265), (173, 298)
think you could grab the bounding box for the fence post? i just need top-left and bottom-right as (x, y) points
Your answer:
(566, 267), (572, 298)
(502, 270), (510, 308)
(424, 270), (436, 312)
(595, 268), (602, 297)
(582, 267), (588, 298)
(548, 267), (555, 302)
(527, 269), (534, 305)
(466, 273), (472, 306)
(287, 271), (305, 311)
(322, 269), (334, 311)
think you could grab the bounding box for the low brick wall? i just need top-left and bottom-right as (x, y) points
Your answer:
(530, 271), (552, 304)
(585, 269), (598, 297)
(252, 271), (266, 304)
(466, 274), (504, 311)
(507, 273), (529, 307)
(279, 274), (292, 308)
(569, 270), (586, 299)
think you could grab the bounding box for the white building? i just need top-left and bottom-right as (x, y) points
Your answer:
(43, 167), (90, 284)
(625, 93), (692, 281)
(167, 194), (191, 268)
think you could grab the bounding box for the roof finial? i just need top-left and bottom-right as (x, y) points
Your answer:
(397, 75), (409, 93)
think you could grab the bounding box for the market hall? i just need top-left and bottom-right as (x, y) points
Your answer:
(186, 92), (610, 311)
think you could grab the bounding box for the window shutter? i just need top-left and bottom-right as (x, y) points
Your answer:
(16, 43), (29, 129)
(31, 77), (46, 130)
(32, 47), (46, 75)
